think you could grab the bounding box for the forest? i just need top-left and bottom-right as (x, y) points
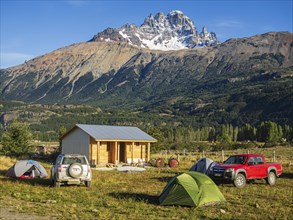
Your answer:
(0, 100), (292, 153)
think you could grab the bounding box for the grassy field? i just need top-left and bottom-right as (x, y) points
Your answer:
(0, 147), (293, 220)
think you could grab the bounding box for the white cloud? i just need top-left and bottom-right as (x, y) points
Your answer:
(0, 52), (34, 69)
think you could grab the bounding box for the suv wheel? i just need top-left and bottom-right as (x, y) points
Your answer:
(85, 181), (91, 187)
(233, 173), (246, 188)
(53, 178), (61, 187)
(68, 163), (83, 178)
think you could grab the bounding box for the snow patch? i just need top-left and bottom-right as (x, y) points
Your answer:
(142, 36), (188, 51)
(169, 10), (184, 16)
(119, 29), (128, 39)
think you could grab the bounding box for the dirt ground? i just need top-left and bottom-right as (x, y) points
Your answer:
(0, 205), (56, 220)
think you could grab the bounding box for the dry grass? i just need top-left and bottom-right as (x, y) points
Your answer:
(0, 156), (17, 170)
(0, 147), (293, 219)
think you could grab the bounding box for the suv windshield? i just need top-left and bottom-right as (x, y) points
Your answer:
(225, 156), (247, 164)
(62, 156), (87, 165)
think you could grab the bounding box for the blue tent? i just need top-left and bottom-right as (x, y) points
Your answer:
(6, 160), (48, 178)
(189, 158), (219, 176)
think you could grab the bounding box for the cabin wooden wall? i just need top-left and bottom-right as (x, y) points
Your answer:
(98, 142), (115, 164)
(126, 142), (147, 163)
(90, 141), (150, 165)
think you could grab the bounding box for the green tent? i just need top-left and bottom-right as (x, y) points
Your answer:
(159, 171), (226, 207)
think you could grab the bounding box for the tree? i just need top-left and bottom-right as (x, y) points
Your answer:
(233, 126), (239, 142)
(283, 125), (293, 142)
(1, 121), (34, 156)
(146, 126), (165, 152)
(201, 127), (210, 141)
(217, 125), (232, 149)
(58, 125), (67, 138)
(257, 121), (282, 143)
(208, 127), (216, 142)
(58, 125), (67, 151)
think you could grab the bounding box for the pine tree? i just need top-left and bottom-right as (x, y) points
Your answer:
(233, 126), (239, 142)
(208, 127), (216, 142)
(1, 121), (34, 156)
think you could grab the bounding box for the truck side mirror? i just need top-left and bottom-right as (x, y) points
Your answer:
(248, 161), (254, 166)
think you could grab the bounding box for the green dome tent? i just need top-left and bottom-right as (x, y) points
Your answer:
(159, 171), (226, 207)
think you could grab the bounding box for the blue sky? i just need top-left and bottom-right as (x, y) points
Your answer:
(1, 0), (292, 68)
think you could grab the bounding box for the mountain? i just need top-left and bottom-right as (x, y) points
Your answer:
(0, 31), (292, 125)
(89, 10), (218, 50)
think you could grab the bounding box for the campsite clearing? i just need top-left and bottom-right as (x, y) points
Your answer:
(0, 147), (292, 219)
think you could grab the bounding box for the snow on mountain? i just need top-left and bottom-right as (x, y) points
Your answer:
(89, 10), (219, 50)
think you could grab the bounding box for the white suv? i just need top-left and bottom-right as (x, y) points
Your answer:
(51, 154), (92, 187)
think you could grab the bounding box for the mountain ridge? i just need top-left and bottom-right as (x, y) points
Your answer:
(89, 10), (218, 50)
(0, 31), (292, 125)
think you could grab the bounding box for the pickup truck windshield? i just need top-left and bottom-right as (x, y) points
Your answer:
(225, 156), (247, 164)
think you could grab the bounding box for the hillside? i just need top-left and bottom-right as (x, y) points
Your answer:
(0, 32), (292, 126)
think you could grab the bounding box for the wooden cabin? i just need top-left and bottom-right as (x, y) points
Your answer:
(61, 124), (157, 165)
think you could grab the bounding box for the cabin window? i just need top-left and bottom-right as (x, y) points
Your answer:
(135, 142), (140, 146)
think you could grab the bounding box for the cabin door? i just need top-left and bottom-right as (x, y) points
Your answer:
(119, 142), (126, 163)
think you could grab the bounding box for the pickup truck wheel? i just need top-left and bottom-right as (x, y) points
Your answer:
(233, 174), (246, 188)
(85, 181), (91, 187)
(266, 172), (276, 185)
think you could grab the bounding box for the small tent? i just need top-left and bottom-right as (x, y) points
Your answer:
(159, 171), (226, 207)
(6, 160), (48, 178)
(189, 158), (219, 176)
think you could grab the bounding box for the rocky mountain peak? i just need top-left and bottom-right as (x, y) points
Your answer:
(154, 12), (165, 22)
(89, 10), (219, 50)
(202, 26), (208, 35)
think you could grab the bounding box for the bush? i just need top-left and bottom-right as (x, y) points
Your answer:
(232, 141), (259, 149)
(263, 142), (278, 148)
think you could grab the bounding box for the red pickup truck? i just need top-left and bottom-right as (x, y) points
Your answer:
(211, 154), (282, 188)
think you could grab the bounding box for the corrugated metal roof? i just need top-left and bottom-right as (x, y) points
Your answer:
(76, 124), (157, 142)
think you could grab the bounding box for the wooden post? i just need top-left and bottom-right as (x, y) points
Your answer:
(177, 154), (180, 162)
(147, 142), (150, 162)
(247, 150), (250, 154)
(221, 150), (225, 162)
(112, 142), (117, 165)
(124, 143), (127, 163)
(116, 142), (119, 163)
(202, 151), (205, 158)
(97, 141), (100, 165)
(131, 142), (134, 164)
(273, 151), (276, 162)
(141, 144), (143, 161)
